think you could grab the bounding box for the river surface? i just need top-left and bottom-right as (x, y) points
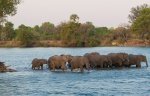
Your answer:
(0, 47), (150, 96)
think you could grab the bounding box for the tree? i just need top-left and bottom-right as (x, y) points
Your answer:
(40, 22), (54, 33)
(40, 22), (55, 40)
(59, 21), (80, 46)
(95, 27), (110, 36)
(131, 7), (150, 40)
(58, 14), (81, 46)
(0, 0), (21, 24)
(0, 22), (15, 40)
(113, 26), (130, 43)
(0, 25), (3, 39)
(78, 22), (95, 46)
(16, 24), (35, 47)
(128, 4), (149, 23)
(70, 14), (79, 23)
(33, 25), (40, 33)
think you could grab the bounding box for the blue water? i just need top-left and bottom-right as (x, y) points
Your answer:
(0, 47), (150, 96)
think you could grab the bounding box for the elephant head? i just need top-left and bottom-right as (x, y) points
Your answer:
(128, 54), (148, 68)
(60, 54), (73, 65)
(138, 55), (148, 67)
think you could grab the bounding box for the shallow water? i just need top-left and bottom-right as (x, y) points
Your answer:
(0, 47), (150, 96)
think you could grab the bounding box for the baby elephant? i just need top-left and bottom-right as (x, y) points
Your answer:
(32, 58), (48, 70)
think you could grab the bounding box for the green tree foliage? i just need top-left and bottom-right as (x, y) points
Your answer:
(129, 4), (149, 23)
(95, 27), (110, 35)
(40, 22), (55, 40)
(0, 0), (21, 24)
(2, 4), (150, 47)
(0, 24), (3, 39)
(70, 14), (79, 23)
(16, 24), (35, 47)
(58, 14), (81, 46)
(59, 22), (80, 46)
(0, 22), (15, 40)
(78, 22), (95, 44)
(79, 22), (100, 47)
(31, 25), (41, 39)
(131, 7), (150, 40)
(53, 15), (101, 47)
(33, 25), (40, 33)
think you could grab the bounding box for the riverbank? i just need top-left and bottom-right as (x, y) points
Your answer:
(0, 39), (150, 47)
(0, 40), (65, 47)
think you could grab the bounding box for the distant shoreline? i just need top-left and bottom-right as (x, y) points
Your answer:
(0, 39), (150, 48)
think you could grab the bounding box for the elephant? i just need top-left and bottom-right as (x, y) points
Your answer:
(84, 52), (100, 69)
(84, 52), (112, 69)
(0, 62), (17, 72)
(48, 55), (71, 71)
(108, 53), (129, 68)
(69, 56), (90, 72)
(32, 58), (48, 70)
(101, 55), (112, 68)
(124, 54), (148, 68)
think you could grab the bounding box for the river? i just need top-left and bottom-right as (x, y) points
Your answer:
(0, 47), (150, 96)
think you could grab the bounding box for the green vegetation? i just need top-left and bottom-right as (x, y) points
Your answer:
(0, 0), (21, 24)
(131, 7), (150, 40)
(0, 3), (150, 47)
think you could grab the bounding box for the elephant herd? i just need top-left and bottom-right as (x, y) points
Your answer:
(32, 52), (148, 72)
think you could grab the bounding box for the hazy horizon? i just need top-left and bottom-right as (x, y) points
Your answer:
(8, 0), (150, 28)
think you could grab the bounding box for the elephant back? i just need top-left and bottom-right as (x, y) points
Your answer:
(32, 58), (38, 64)
(38, 59), (48, 64)
(108, 53), (128, 61)
(84, 52), (100, 57)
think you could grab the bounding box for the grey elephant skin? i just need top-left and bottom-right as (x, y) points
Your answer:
(125, 54), (148, 68)
(108, 53), (129, 68)
(32, 58), (48, 70)
(69, 56), (90, 72)
(84, 52), (112, 69)
(48, 55), (70, 71)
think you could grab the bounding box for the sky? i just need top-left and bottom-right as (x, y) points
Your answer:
(8, 0), (150, 28)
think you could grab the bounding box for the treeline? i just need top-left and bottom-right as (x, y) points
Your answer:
(0, 4), (150, 47)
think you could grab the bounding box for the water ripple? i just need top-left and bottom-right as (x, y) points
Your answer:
(0, 47), (150, 96)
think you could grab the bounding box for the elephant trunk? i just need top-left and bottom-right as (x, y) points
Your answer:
(146, 59), (148, 67)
